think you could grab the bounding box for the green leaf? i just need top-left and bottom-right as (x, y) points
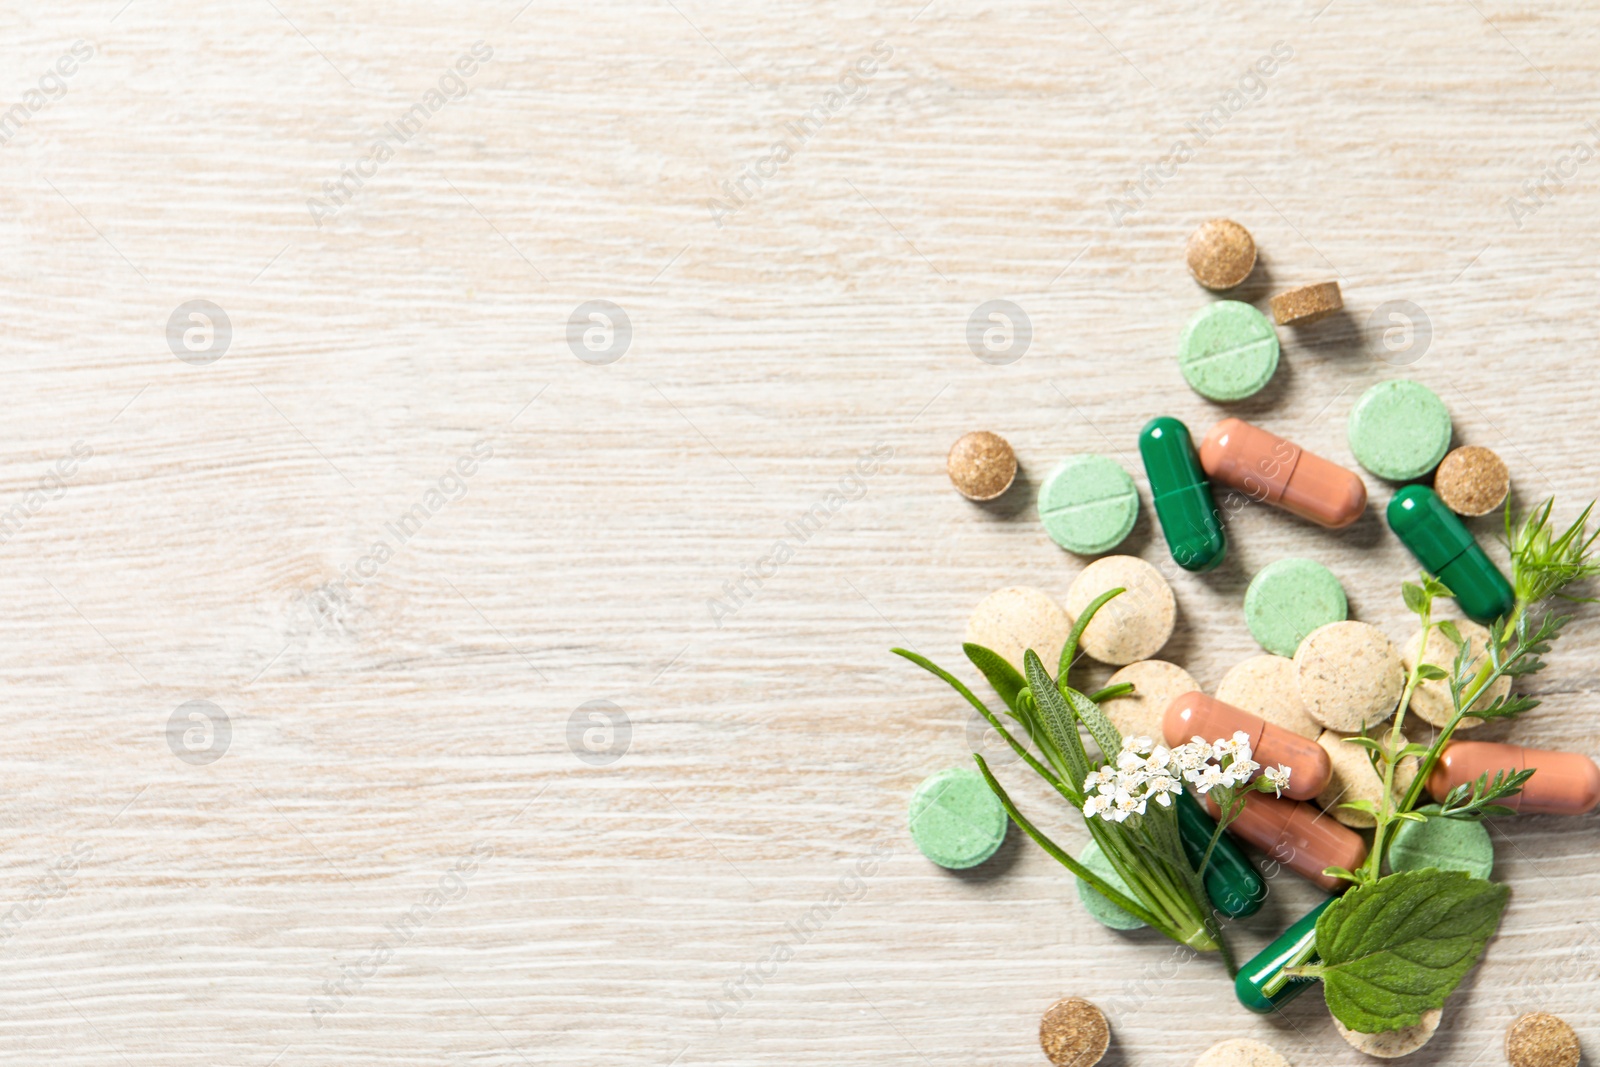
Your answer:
(1059, 587), (1124, 683)
(1024, 651), (1090, 790)
(1421, 573), (1454, 599)
(1337, 799), (1381, 816)
(1321, 866), (1361, 885)
(963, 642), (1026, 714)
(1340, 736), (1386, 754)
(1392, 811), (1428, 823)
(1401, 581), (1428, 615)
(1414, 663), (1450, 681)
(1066, 686), (1122, 762)
(1316, 869), (1510, 1033)
(1436, 620), (1463, 646)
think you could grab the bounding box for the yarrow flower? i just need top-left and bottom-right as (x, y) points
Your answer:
(1082, 732), (1283, 819)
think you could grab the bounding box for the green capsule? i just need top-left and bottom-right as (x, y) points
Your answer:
(1139, 417), (1226, 572)
(1176, 792), (1264, 918)
(1235, 897), (1332, 1013)
(1386, 485), (1515, 624)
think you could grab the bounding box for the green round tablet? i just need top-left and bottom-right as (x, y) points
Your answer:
(1037, 454), (1139, 555)
(1178, 301), (1280, 401)
(1389, 809), (1494, 879)
(1075, 839), (1147, 930)
(908, 767), (1008, 869)
(1347, 379), (1452, 481)
(1244, 558), (1348, 657)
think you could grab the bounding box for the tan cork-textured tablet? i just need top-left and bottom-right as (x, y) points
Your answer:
(1186, 219), (1257, 290)
(1316, 729), (1419, 828)
(1434, 445), (1509, 517)
(1401, 619), (1511, 729)
(1066, 555), (1176, 666)
(1334, 1009), (1441, 1058)
(1506, 1012), (1581, 1067)
(1193, 1037), (1291, 1067)
(1294, 621), (1404, 731)
(947, 430), (1018, 502)
(1100, 660), (1198, 743)
(1270, 281), (1343, 326)
(966, 586), (1074, 672)
(1216, 654), (1322, 740)
(1039, 996), (1109, 1067)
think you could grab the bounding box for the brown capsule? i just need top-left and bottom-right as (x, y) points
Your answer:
(1427, 741), (1600, 815)
(1163, 692), (1331, 800)
(1199, 418), (1367, 529)
(1207, 791), (1367, 892)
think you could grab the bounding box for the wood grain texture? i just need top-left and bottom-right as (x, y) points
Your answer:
(2, 0), (1599, 1063)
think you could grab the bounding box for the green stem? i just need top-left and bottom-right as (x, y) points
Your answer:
(1400, 599), (1528, 815)
(1359, 601), (1432, 883)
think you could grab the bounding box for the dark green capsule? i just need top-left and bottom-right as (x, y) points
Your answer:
(1176, 792), (1264, 918)
(1387, 485), (1515, 624)
(1139, 416), (1226, 572)
(1235, 897), (1333, 1013)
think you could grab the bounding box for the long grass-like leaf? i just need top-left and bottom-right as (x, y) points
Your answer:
(893, 648), (1067, 793)
(1025, 650), (1090, 790)
(974, 755), (1165, 929)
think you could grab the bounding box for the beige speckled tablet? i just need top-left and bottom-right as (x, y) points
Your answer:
(1317, 729), (1419, 829)
(1100, 660), (1198, 742)
(1065, 556), (1176, 666)
(966, 586), (1075, 672)
(1194, 1037), (1291, 1067)
(1294, 621), (1404, 731)
(1334, 1009), (1441, 1059)
(1215, 655), (1321, 740)
(1401, 619), (1511, 730)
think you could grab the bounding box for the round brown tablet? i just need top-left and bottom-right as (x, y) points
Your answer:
(1039, 996), (1109, 1067)
(1434, 446), (1509, 517)
(947, 431), (1017, 501)
(1333, 1008), (1440, 1058)
(1187, 219), (1258, 290)
(1270, 281), (1343, 326)
(1506, 1012), (1581, 1067)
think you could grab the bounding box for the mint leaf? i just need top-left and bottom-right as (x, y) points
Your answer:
(1316, 869), (1509, 1033)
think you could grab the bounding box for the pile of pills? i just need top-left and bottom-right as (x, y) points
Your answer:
(914, 217), (1600, 1064)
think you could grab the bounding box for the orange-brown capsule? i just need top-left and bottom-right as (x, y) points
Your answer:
(1207, 792), (1366, 892)
(1163, 692), (1331, 800)
(1199, 418), (1367, 529)
(1428, 741), (1600, 815)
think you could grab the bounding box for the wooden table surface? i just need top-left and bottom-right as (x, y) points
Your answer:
(3, 1), (1598, 1063)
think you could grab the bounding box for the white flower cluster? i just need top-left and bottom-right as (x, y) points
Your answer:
(1082, 733), (1291, 822)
